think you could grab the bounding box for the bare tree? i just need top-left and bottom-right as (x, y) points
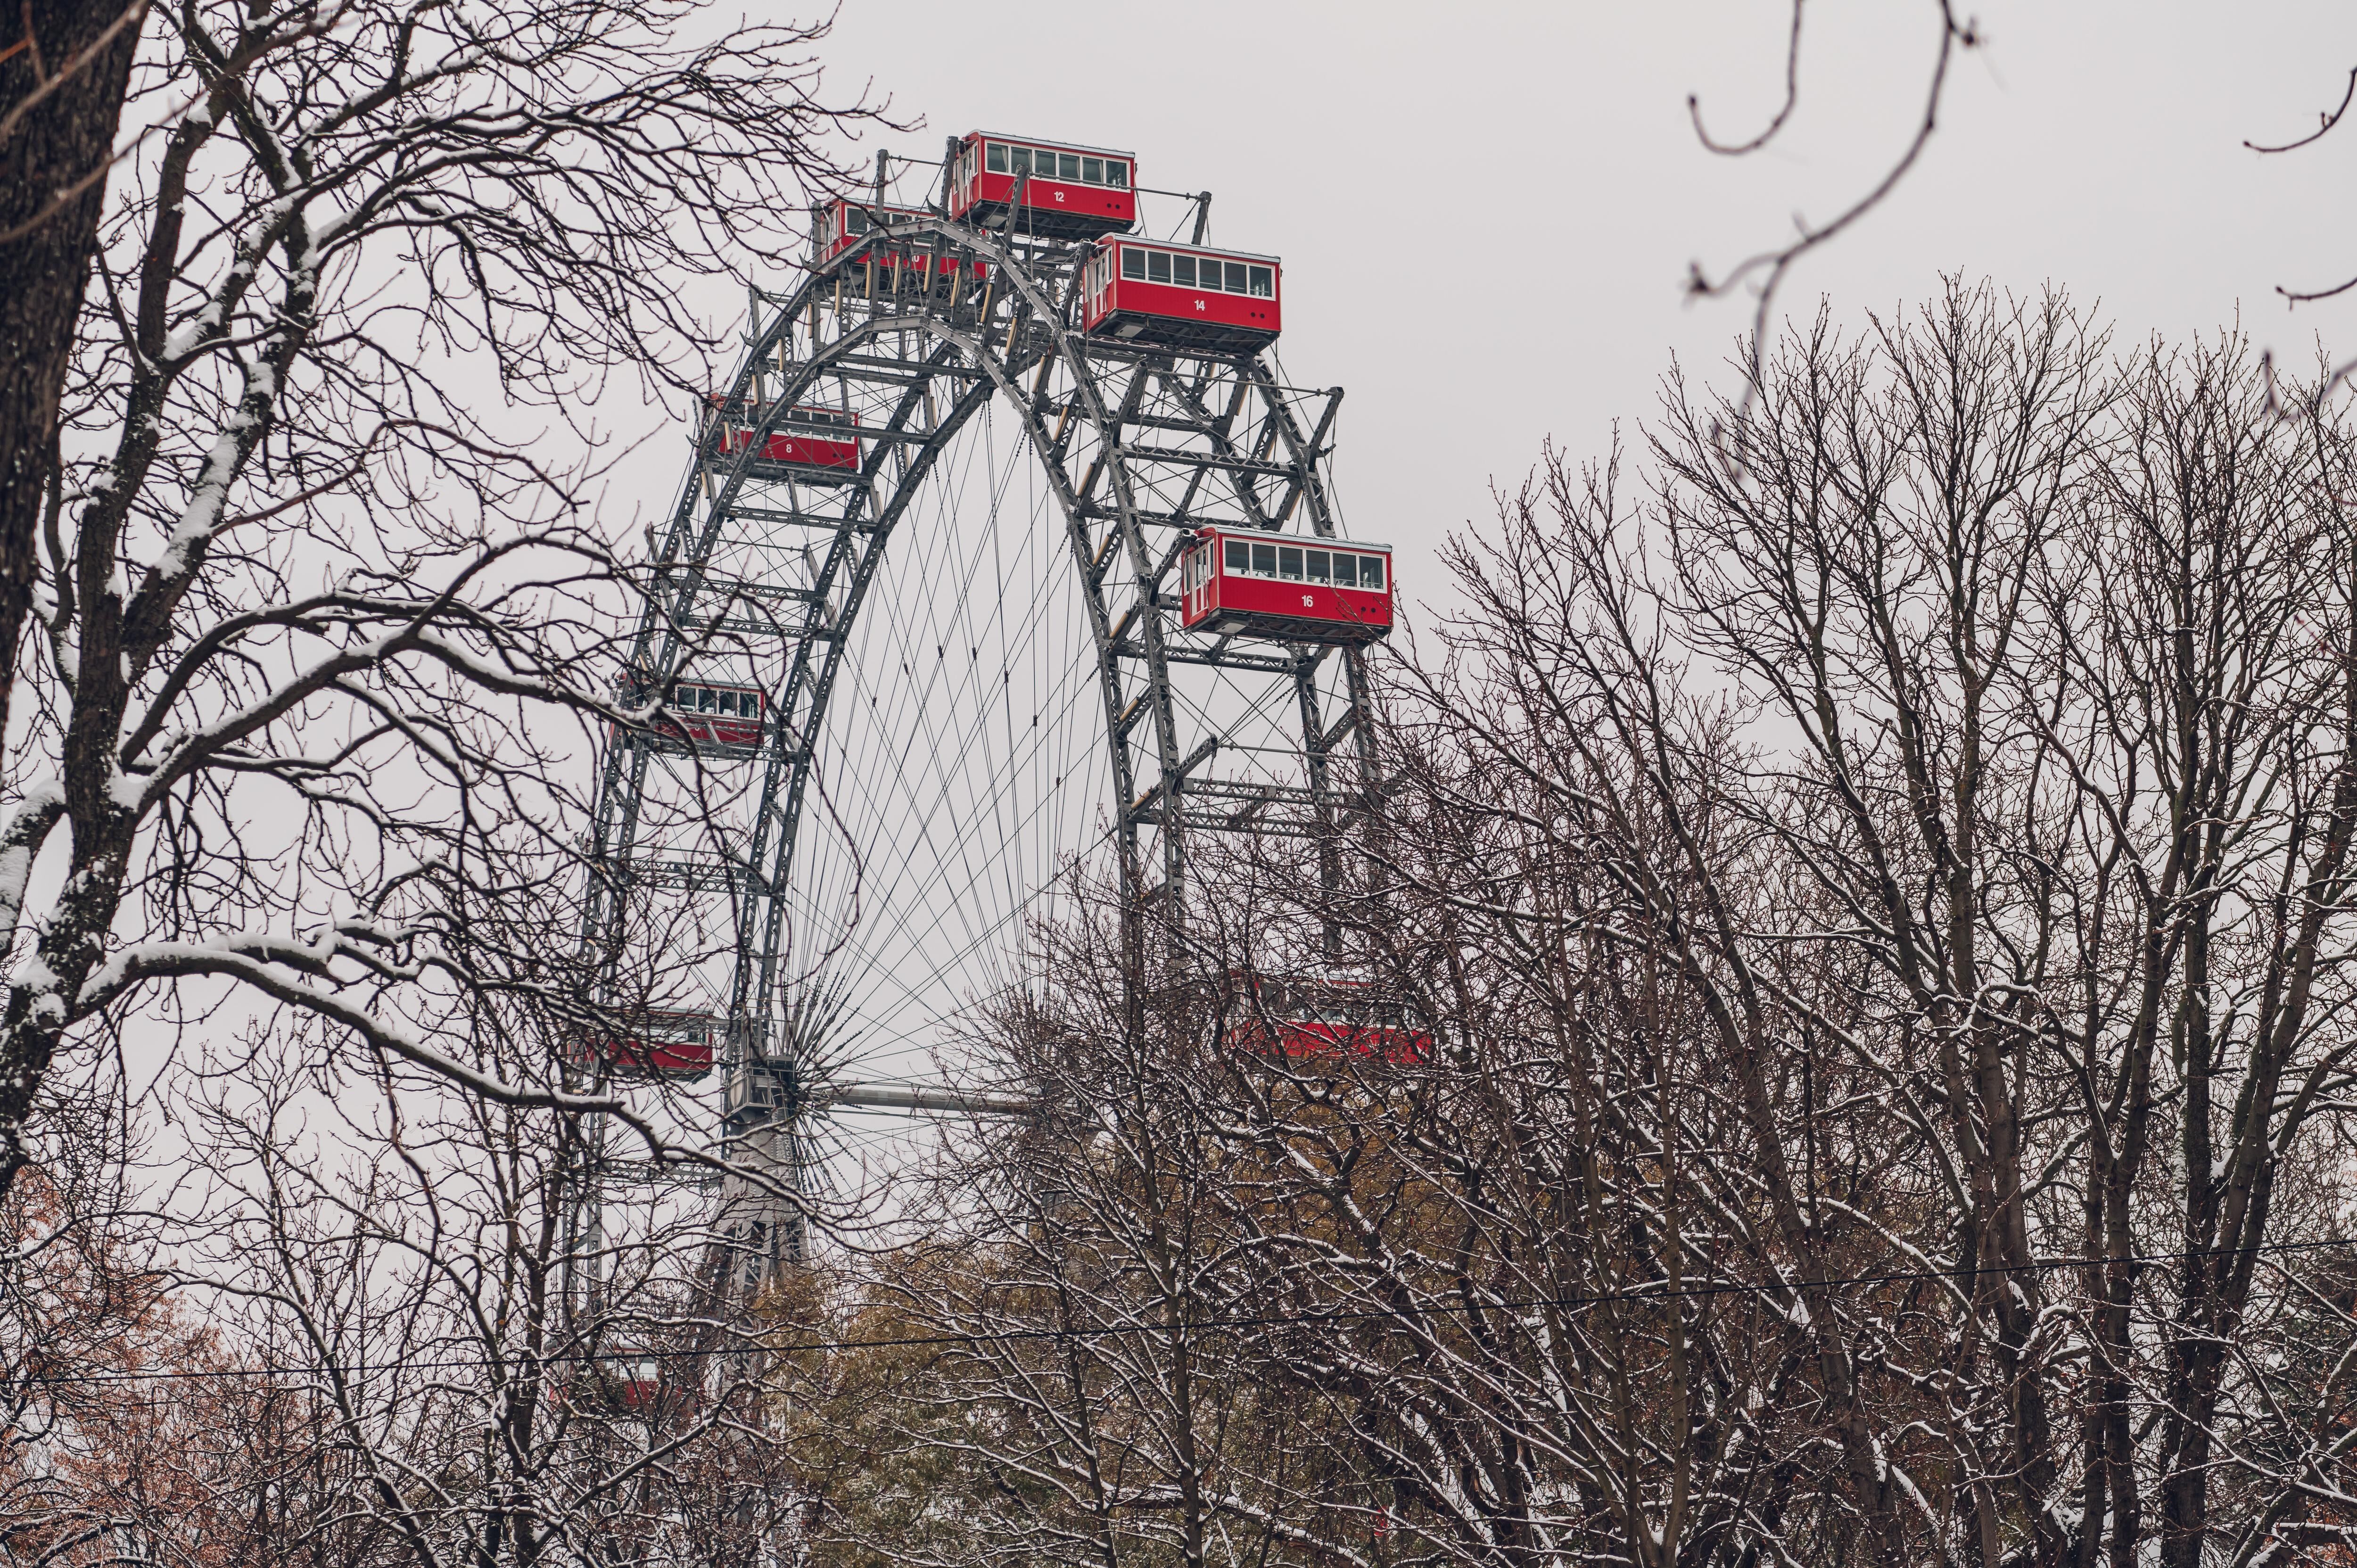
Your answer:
(764, 894), (1381, 1568)
(879, 282), (2357, 1568)
(1198, 733), (1842, 1568)
(0, 1021), (798, 1568)
(0, 0), (881, 1198)
(1358, 281), (2357, 1566)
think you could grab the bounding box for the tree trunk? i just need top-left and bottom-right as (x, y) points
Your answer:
(0, 0), (142, 771)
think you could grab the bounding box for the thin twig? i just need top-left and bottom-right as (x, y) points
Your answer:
(2246, 64), (2357, 154)
(2259, 347), (2357, 422)
(2281, 271), (2357, 307)
(2246, 64), (2357, 416)
(1688, 0), (1805, 157)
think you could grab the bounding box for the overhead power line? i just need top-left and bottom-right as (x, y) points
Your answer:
(15, 1232), (2357, 1392)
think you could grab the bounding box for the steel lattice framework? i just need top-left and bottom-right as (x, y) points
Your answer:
(580, 174), (1372, 1280)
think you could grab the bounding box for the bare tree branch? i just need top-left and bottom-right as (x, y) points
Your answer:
(1686, 1), (1980, 415)
(2246, 62), (2357, 153)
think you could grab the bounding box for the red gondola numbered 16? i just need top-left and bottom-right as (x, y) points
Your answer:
(1178, 527), (1393, 645)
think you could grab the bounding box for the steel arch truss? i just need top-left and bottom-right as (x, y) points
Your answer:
(581, 214), (1376, 1250)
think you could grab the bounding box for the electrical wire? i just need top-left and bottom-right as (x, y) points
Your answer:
(13, 1232), (2357, 1390)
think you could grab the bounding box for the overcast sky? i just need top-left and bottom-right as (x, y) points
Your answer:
(782, 0), (2357, 598)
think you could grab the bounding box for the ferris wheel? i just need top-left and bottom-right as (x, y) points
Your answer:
(575, 131), (1391, 1285)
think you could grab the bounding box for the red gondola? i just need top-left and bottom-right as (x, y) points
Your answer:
(705, 395), (860, 481)
(593, 1352), (662, 1411)
(571, 1007), (717, 1081)
(811, 199), (990, 294)
(1080, 238), (1280, 355)
(1226, 975), (1428, 1065)
(654, 678), (767, 749)
(948, 132), (1137, 241)
(1176, 527), (1392, 644)
(549, 1351), (668, 1416)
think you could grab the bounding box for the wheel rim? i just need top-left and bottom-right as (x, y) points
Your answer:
(582, 212), (1373, 1271)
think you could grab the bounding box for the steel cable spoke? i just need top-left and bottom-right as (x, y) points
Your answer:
(579, 202), (1370, 1288)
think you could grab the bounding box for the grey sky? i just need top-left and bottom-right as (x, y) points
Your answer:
(802, 0), (2357, 587)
